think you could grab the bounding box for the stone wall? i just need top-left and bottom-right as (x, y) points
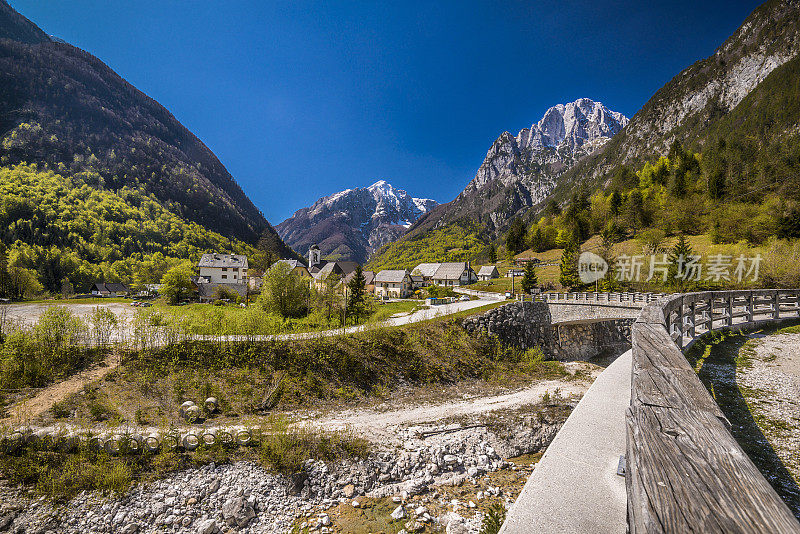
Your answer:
(462, 301), (634, 361)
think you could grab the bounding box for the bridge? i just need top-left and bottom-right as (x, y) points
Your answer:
(501, 289), (800, 533)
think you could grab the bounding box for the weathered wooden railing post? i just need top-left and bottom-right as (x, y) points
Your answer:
(773, 290), (780, 320)
(627, 290), (800, 533)
(726, 294), (734, 327)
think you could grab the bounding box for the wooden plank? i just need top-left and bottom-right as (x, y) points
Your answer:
(626, 405), (800, 534)
(637, 303), (666, 325)
(631, 367), (725, 418)
(633, 323), (693, 371)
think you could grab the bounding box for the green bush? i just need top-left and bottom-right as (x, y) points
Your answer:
(259, 416), (369, 475)
(0, 308), (105, 389)
(479, 503), (507, 534)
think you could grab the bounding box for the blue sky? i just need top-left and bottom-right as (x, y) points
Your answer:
(13, 0), (759, 223)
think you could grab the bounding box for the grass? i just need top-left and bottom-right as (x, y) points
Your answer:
(492, 232), (787, 291)
(260, 415), (369, 475)
(150, 299), (427, 337)
(46, 302), (556, 426)
(367, 300), (427, 321)
(688, 324), (800, 515)
(0, 415), (369, 501)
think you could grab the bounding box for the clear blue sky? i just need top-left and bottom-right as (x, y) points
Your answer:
(12, 0), (759, 223)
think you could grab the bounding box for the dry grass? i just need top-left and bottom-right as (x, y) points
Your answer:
(0, 415), (368, 501)
(38, 311), (564, 428)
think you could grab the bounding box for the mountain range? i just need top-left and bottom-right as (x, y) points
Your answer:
(370, 0), (800, 269)
(413, 98), (628, 238)
(276, 181), (437, 263)
(0, 0), (296, 260)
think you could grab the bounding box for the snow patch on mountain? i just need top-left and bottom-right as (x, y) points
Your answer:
(468, 98), (629, 192)
(277, 181), (438, 263)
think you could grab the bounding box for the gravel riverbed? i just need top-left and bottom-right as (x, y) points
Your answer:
(0, 412), (568, 533)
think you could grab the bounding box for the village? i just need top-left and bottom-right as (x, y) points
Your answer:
(84, 244), (535, 307)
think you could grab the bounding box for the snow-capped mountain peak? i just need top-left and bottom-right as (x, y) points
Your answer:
(466, 98), (628, 194)
(276, 181), (438, 263)
(516, 98), (629, 152)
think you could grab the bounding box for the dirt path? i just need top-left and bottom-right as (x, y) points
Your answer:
(308, 374), (594, 443)
(1, 352), (120, 423)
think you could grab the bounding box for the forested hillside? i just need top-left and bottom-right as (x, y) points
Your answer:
(366, 223), (489, 272)
(0, 0), (297, 260)
(0, 164), (271, 295)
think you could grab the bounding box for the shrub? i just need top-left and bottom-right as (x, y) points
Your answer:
(135, 408), (147, 426)
(51, 401), (70, 419)
(257, 263), (310, 318)
(88, 400), (120, 422)
(479, 503), (507, 534)
(259, 416), (369, 475)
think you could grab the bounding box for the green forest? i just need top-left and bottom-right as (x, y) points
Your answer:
(367, 222), (489, 271)
(0, 164), (267, 296)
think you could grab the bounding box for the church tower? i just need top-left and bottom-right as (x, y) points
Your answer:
(308, 244), (321, 268)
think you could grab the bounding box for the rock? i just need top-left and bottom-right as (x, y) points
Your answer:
(342, 484), (355, 499)
(352, 500), (360, 508)
(0, 513), (16, 531)
(222, 497), (256, 528)
(288, 472), (308, 496)
(120, 525), (139, 534)
(319, 514), (330, 526)
(195, 518), (220, 534)
(445, 512), (470, 534)
(391, 505), (406, 520)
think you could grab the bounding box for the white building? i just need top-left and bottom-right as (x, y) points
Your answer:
(374, 270), (413, 298)
(197, 253), (249, 284)
(477, 265), (499, 281)
(411, 263), (442, 286)
(430, 262), (477, 287)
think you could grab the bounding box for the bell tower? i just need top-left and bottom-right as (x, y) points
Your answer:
(308, 244), (321, 267)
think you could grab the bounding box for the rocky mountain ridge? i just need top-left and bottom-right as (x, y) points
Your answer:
(552, 0), (800, 196)
(277, 181), (438, 263)
(408, 98), (627, 238)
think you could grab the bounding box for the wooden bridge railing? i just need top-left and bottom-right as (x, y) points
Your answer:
(627, 289), (800, 533)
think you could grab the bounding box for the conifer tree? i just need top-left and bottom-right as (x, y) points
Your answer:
(559, 238), (580, 290)
(346, 264), (368, 324)
(488, 244), (497, 263)
(668, 234), (695, 290)
(521, 261), (538, 294)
